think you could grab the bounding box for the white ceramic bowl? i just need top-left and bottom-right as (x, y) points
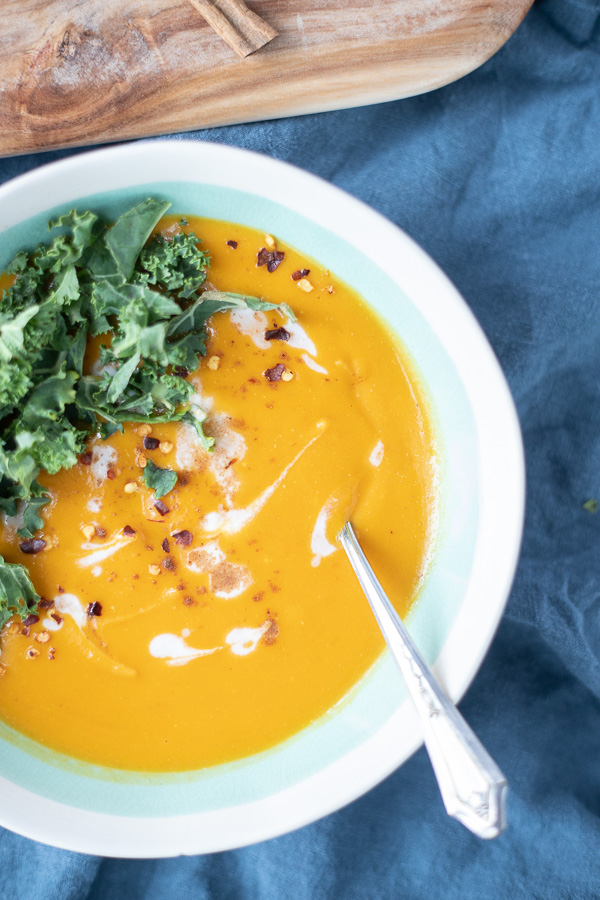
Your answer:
(0, 141), (524, 857)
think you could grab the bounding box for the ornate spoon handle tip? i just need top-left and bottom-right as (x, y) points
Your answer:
(339, 522), (507, 839)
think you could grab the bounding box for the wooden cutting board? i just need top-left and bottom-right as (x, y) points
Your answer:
(0, 0), (533, 158)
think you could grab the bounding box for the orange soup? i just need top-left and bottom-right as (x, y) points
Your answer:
(0, 215), (437, 771)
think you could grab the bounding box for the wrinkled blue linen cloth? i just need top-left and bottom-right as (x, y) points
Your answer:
(1, 0), (600, 896)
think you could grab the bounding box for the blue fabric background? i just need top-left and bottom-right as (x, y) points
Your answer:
(1, 0), (600, 895)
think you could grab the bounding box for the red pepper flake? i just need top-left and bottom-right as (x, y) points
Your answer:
(291, 268), (310, 281)
(143, 437), (160, 451)
(19, 539), (46, 555)
(80, 452), (93, 466)
(51, 613), (63, 625)
(265, 363), (285, 382)
(174, 366), (189, 378)
(123, 525), (136, 537)
(106, 468), (116, 480)
(162, 557), (176, 571)
(265, 327), (291, 342)
(22, 614), (40, 627)
(38, 598), (54, 610)
(21, 626), (30, 636)
(154, 500), (170, 516)
(57, 585), (65, 594)
(257, 248), (285, 273)
(161, 537), (170, 553)
(86, 602), (102, 617)
(173, 530), (193, 546)
(226, 240), (238, 249)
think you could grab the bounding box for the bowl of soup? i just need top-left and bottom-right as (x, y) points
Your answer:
(0, 141), (524, 856)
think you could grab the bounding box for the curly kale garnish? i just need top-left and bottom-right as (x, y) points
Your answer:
(141, 460), (178, 500)
(134, 231), (211, 299)
(0, 199), (294, 625)
(0, 556), (40, 631)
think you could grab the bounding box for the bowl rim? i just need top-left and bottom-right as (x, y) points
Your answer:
(0, 140), (525, 857)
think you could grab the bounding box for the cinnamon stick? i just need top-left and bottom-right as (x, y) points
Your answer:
(187, 0), (278, 58)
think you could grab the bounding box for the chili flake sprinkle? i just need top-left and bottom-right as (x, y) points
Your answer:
(257, 248), (285, 273)
(19, 539), (46, 554)
(265, 363), (286, 382)
(265, 327), (290, 342)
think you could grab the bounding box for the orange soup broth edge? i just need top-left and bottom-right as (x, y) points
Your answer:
(0, 216), (438, 771)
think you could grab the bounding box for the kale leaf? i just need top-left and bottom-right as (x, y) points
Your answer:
(0, 556), (40, 631)
(135, 231), (211, 299)
(0, 199), (295, 624)
(141, 460), (178, 499)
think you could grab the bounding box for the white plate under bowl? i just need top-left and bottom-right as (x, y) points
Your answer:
(0, 141), (524, 857)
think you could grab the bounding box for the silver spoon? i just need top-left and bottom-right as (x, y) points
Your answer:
(339, 522), (507, 839)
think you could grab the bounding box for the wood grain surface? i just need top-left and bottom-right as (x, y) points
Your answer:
(0, 0), (533, 158)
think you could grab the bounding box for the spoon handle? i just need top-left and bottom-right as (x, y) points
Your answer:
(339, 523), (507, 839)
